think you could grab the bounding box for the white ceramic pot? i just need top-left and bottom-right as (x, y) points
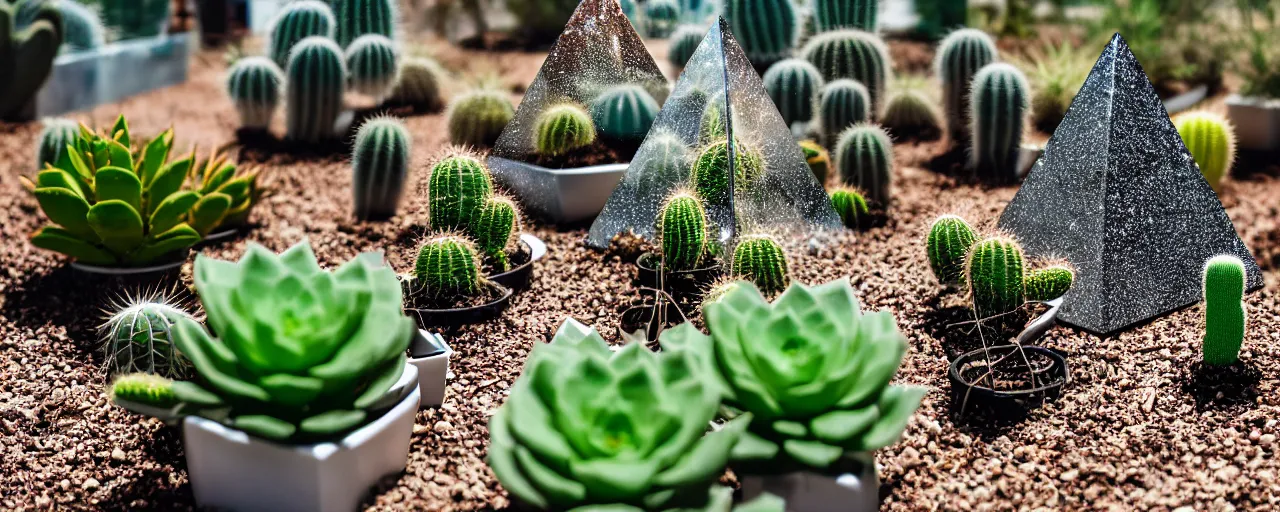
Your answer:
(488, 157), (629, 224)
(407, 330), (453, 409)
(738, 455), (880, 512)
(1226, 94), (1280, 151)
(182, 363), (421, 512)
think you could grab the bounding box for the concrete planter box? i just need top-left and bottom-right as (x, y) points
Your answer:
(1226, 94), (1280, 152)
(488, 157), (628, 225)
(36, 33), (192, 117)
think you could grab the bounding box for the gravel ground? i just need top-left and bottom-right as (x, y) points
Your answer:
(1, 39), (1278, 512)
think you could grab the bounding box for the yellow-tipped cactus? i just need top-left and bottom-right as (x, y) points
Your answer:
(1175, 112), (1237, 193)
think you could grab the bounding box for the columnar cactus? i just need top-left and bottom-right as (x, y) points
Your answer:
(763, 58), (826, 129)
(267, 0), (335, 67)
(835, 123), (893, 206)
(285, 37), (347, 143)
(36, 117), (79, 170)
(926, 214), (978, 286)
(800, 139), (830, 184)
(645, 0), (681, 38)
(830, 187), (869, 229)
(0, 0), (60, 121)
(534, 103), (597, 157)
(330, 0), (397, 48)
(472, 196), (518, 271)
(1202, 255), (1246, 366)
(351, 116), (410, 221)
(1025, 264), (1074, 302)
(447, 89), (515, 148)
(882, 88), (943, 140)
(427, 155), (494, 230)
(801, 30), (890, 113)
(732, 235), (790, 296)
(816, 79), (872, 146)
(387, 57), (443, 111)
(344, 33), (399, 98)
(414, 235), (481, 297)
(669, 24), (704, 69)
(101, 299), (193, 378)
(56, 0), (104, 51)
(692, 139), (765, 205)
(590, 84), (660, 143)
(226, 56), (284, 131)
(1175, 112), (1237, 193)
(724, 0), (800, 69)
(966, 237), (1026, 320)
(969, 63), (1029, 185)
(658, 192), (708, 271)
(935, 29), (998, 142)
(813, 0), (877, 32)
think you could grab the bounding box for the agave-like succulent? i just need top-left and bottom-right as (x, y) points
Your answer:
(116, 241), (417, 442)
(188, 150), (262, 235)
(660, 278), (925, 474)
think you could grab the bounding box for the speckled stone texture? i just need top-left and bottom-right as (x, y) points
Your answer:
(998, 34), (1263, 336)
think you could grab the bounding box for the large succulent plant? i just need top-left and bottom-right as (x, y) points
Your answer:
(661, 278), (925, 474)
(189, 150), (262, 235)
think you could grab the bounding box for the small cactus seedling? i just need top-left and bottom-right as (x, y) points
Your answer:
(591, 84), (661, 143)
(732, 235), (790, 296)
(692, 139), (765, 205)
(724, 0), (800, 69)
(331, 0), (397, 48)
(658, 192), (708, 272)
(345, 34), (399, 98)
(799, 139), (830, 184)
(813, 0), (877, 32)
(835, 123), (893, 206)
(816, 79), (872, 146)
(99, 296), (193, 379)
(226, 56), (284, 131)
(802, 30), (891, 112)
(110, 373), (178, 408)
(534, 103), (597, 157)
(763, 58), (826, 129)
(427, 154), (494, 230)
(267, 0), (336, 67)
(471, 196), (519, 271)
(36, 118), (79, 170)
(969, 63), (1029, 185)
(1175, 112), (1237, 193)
(1025, 264), (1074, 302)
(414, 235), (482, 297)
(926, 215), (978, 286)
(830, 187), (869, 229)
(285, 37), (347, 143)
(447, 89), (515, 148)
(935, 29), (998, 142)
(645, 0), (681, 38)
(388, 57), (444, 111)
(1202, 255), (1246, 366)
(352, 116), (411, 221)
(966, 236), (1026, 320)
(669, 25), (704, 69)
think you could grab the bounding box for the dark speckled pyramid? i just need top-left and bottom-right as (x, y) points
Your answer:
(998, 34), (1262, 336)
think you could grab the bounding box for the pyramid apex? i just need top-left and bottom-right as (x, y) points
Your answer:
(1107, 33), (1129, 51)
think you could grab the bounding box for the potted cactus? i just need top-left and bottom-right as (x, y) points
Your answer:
(635, 190), (723, 293)
(109, 241), (421, 512)
(400, 235), (515, 329)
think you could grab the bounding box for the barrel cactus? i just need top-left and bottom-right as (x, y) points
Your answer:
(285, 37), (347, 143)
(1175, 111), (1237, 193)
(724, 0), (800, 69)
(590, 84), (660, 143)
(692, 138), (765, 205)
(226, 56), (284, 131)
(1202, 255), (1246, 366)
(534, 103), (597, 157)
(0, 0), (60, 121)
(763, 58), (826, 129)
(36, 117), (79, 170)
(351, 116), (411, 221)
(834, 123), (893, 206)
(267, 0), (335, 67)
(926, 214), (978, 286)
(447, 89), (515, 148)
(966, 236), (1026, 320)
(816, 79), (872, 146)
(472, 196), (519, 272)
(345, 33), (399, 98)
(1025, 264), (1074, 302)
(800, 139), (830, 184)
(427, 154), (494, 230)
(669, 24), (704, 69)
(645, 0), (681, 38)
(881, 87), (942, 140)
(100, 297), (194, 378)
(830, 187), (869, 229)
(658, 192), (708, 272)
(330, 0), (397, 48)
(387, 57), (444, 112)
(935, 29), (998, 142)
(969, 63), (1029, 185)
(731, 234), (789, 296)
(414, 235), (482, 298)
(56, 0), (104, 51)
(813, 0), (877, 32)
(802, 30), (890, 113)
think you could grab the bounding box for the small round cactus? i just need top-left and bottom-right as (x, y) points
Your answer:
(100, 300), (193, 379)
(226, 56), (284, 131)
(331, 0), (397, 48)
(799, 139), (830, 185)
(285, 37), (347, 143)
(110, 373), (178, 408)
(427, 154), (494, 230)
(816, 79), (871, 146)
(472, 196), (519, 271)
(724, 0), (800, 69)
(834, 123), (893, 206)
(268, 0), (336, 67)
(732, 235), (790, 296)
(969, 63), (1029, 185)
(1175, 112), (1237, 193)
(638, 130), (692, 192)
(658, 192), (708, 272)
(881, 88), (942, 140)
(58, 0), (105, 51)
(763, 58), (826, 129)
(692, 139), (765, 205)
(351, 116), (411, 221)
(966, 237), (1026, 320)
(926, 215), (978, 286)
(645, 0), (681, 38)
(414, 236), (481, 298)
(830, 187), (869, 229)
(36, 117), (79, 170)
(345, 34), (399, 98)
(802, 30), (891, 113)
(387, 57), (444, 111)
(1202, 255), (1246, 366)
(669, 25), (705, 69)
(534, 103), (597, 157)
(813, 0), (877, 32)
(447, 89), (516, 148)
(935, 29), (998, 142)
(1025, 264), (1074, 302)
(590, 84), (661, 143)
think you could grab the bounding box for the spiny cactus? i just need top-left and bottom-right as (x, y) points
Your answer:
(0, 0), (60, 121)
(802, 30), (891, 113)
(935, 29), (998, 142)
(352, 116), (410, 221)
(966, 237), (1026, 320)
(763, 58), (826, 129)
(732, 235), (790, 296)
(110, 373), (177, 408)
(96, 0), (170, 39)
(345, 33), (399, 98)
(835, 123), (893, 206)
(447, 89), (515, 148)
(330, 0), (397, 48)
(100, 298), (193, 378)
(1175, 112), (1237, 193)
(882, 88), (943, 140)
(926, 215), (978, 286)
(285, 37), (346, 143)
(414, 235), (481, 298)
(702, 278), (743, 309)
(668, 24), (704, 69)
(472, 196), (518, 271)
(724, 0), (800, 69)
(226, 56), (284, 131)
(1025, 264), (1074, 302)
(813, 0), (877, 32)
(387, 57), (443, 111)
(692, 139), (765, 205)
(816, 79), (872, 146)
(591, 84), (660, 143)
(699, 99), (728, 144)
(830, 187), (869, 229)
(645, 0), (681, 38)
(1203, 255), (1246, 366)
(638, 130), (691, 192)
(267, 0), (335, 67)
(969, 63), (1029, 185)
(427, 154), (494, 230)
(56, 0), (104, 51)
(36, 118), (79, 170)
(658, 192), (708, 272)
(534, 103), (597, 157)
(799, 139), (830, 184)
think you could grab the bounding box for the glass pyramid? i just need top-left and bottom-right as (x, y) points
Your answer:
(587, 18), (840, 249)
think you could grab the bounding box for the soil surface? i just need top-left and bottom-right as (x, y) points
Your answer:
(2, 38), (1279, 512)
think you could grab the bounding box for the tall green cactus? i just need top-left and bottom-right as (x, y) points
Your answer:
(802, 30), (890, 113)
(427, 154), (494, 230)
(658, 192), (708, 272)
(285, 36), (346, 143)
(834, 123), (893, 206)
(1202, 255), (1246, 366)
(329, 0), (397, 48)
(344, 33), (398, 98)
(1175, 111), (1237, 194)
(969, 63), (1028, 185)
(534, 103), (597, 157)
(692, 138), (765, 206)
(830, 187), (868, 229)
(414, 235), (481, 298)
(388, 57), (443, 111)
(226, 56), (284, 131)
(36, 117), (79, 170)
(1025, 264), (1074, 302)
(267, 0), (335, 67)
(100, 298), (193, 378)
(724, 0), (799, 69)
(645, 0), (681, 38)
(817, 79), (871, 146)
(447, 89), (515, 148)
(351, 116), (410, 221)
(0, 0), (61, 121)
(763, 58), (825, 129)
(668, 24), (704, 70)
(732, 235), (789, 296)
(472, 195), (518, 271)
(966, 236), (1026, 320)
(590, 84), (660, 143)
(813, 0), (877, 32)
(935, 28), (997, 142)
(926, 214), (977, 286)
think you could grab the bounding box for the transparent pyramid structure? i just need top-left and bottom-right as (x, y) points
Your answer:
(587, 18), (840, 249)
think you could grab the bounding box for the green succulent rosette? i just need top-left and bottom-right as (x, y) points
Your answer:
(188, 150), (262, 235)
(661, 278), (926, 474)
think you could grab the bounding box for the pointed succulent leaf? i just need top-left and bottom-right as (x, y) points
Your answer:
(782, 439), (844, 469)
(299, 410), (367, 437)
(233, 415), (297, 440)
(86, 200), (145, 256)
(488, 409), (550, 508)
(129, 224), (200, 264)
(29, 226), (116, 265)
(36, 169), (85, 198)
(109, 115), (130, 147)
(139, 129), (173, 185)
(852, 385), (926, 451)
(189, 192), (233, 235)
(105, 139), (133, 171)
(145, 153), (194, 217)
(33, 187), (95, 239)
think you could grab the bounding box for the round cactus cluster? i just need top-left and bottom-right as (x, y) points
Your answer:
(935, 29), (998, 142)
(659, 192), (709, 272)
(1175, 111), (1237, 193)
(447, 89), (515, 148)
(227, 57), (284, 131)
(830, 187), (869, 229)
(724, 0), (799, 69)
(414, 236), (482, 298)
(100, 299), (193, 379)
(668, 25), (704, 69)
(802, 30), (891, 112)
(969, 63), (1029, 184)
(344, 34), (399, 98)
(835, 123), (893, 206)
(351, 116), (411, 221)
(36, 117), (79, 170)
(387, 57), (444, 112)
(427, 155), (495, 230)
(692, 139), (765, 205)
(966, 236), (1026, 320)
(590, 84), (661, 143)
(763, 58), (825, 129)
(268, 0), (336, 67)
(817, 79), (872, 146)
(534, 103), (597, 157)
(285, 37), (346, 143)
(732, 235), (790, 296)
(926, 214), (979, 286)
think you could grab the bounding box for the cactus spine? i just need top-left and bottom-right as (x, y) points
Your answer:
(534, 103), (597, 157)
(330, 0), (397, 48)
(100, 300), (192, 379)
(1203, 255), (1246, 366)
(814, 0), (877, 32)
(36, 117), (79, 170)
(802, 30), (891, 113)
(427, 155), (494, 230)
(763, 58), (826, 129)
(926, 215), (978, 286)
(935, 29), (998, 142)
(285, 37), (347, 143)
(0, 0), (60, 121)
(799, 139), (830, 185)
(1175, 112), (1237, 193)
(268, 0), (336, 67)
(966, 237), (1026, 320)
(472, 196), (518, 271)
(351, 116), (411, 221)
(830, 187), (869, 229)
(1025, 265), (1074, 302)
(645, 0), (681, 38)
(969, 63), (1029, 185)
(724, 0), (800, 69)
(226, 56), (284, 130)
(591, 84), (661, 143)
(447, 89), (515, 148)
(669, 24), (704, 69)
(692, 139), (765, 205)
(344, 33), (399, 98)
(414, 236), (481, 297)
(817, 79), (872, 146)
(835, 124), (893, 206)
(732, 235), (790, 296)
(388, 57), (443, 111)
(659, 192), (708, 272)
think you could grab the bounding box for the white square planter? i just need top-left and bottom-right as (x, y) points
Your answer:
(488, 157), (629, 224)
(408, 329), (453, 409)
(738, 455), (880, 512)
(182, 363), (421, 512)
(1226, 94), (1280, 152)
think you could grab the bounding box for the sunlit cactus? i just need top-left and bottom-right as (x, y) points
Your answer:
(534, 103), (597, 157)
(110, 373), (178, 408)
(351, 116), (411, 221)
(658, 192), (708, 272)
(414, 235), (482, 298)
(226, 56), (284, 130)
(1202, 255), (1246, 366)
(732, 235), (790, 296)
(966, 236), (1026, 320)
(926, 214), (978, 286)
(99, 295), (194, 379)
(427, 154), (495, 230)
(1175, 111), (1237, 193)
